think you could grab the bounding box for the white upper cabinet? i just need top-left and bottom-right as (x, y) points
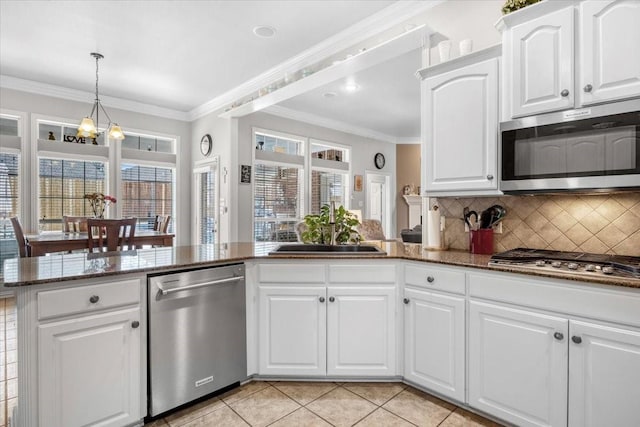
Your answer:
(499, 0), (640, 119)
(579, 0), (640, 105)
(420, 52), (500, 195)
(511, 7), (575, 117)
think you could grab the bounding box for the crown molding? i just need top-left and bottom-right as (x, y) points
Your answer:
(188, 0), (444, 121)
(0, 75), (190, 122)
(395, 137), (422, 145)
(266, 105), (411, 144)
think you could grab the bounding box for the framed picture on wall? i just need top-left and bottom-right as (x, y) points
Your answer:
(240, 165), (251, 184)
(354, 174), (363, 192)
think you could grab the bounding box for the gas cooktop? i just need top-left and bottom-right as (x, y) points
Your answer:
(489, 248), (640, 279)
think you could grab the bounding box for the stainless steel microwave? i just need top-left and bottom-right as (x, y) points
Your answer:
(500, 99), (640, 194)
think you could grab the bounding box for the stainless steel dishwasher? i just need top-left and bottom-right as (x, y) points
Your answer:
(148, 263), (246, 417)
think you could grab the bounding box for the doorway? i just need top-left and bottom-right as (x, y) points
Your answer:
(365, 171), (392, 238)
(193, 159), (219, 244)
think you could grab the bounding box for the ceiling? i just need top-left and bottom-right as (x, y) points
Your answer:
(273, 48), (421, 141)
(0, 0), (423, 141)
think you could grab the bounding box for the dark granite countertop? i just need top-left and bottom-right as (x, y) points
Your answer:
(2, 242), (639, 289)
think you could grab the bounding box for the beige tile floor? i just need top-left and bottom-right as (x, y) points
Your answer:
(145, 381), (504, 427)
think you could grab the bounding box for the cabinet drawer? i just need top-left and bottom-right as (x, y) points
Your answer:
(38, 279), (141, 320)
(405, 263), (465, 295)
(259, 263), (325, 283)
(329, 264), (396, 284)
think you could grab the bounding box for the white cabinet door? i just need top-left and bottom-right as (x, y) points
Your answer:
(38, 307), (141, 427)
(258, 286), (326, 376)
(579, 0), (640, 105)
(568, 320), (640, 427)
(423, 58), (498, 193)
(327, 287), (396, 376)
(403, 288), (464, 402)
(469, 301), (568, 427)
(511, 7), (574, 117)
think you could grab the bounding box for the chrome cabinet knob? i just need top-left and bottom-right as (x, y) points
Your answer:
(427, 276), (435, 283)
(403, 298), (410, 304)
(554, 332), (564, 341)
(319, 296), (325, 303)
(572, 336), (582, 344)
(584, 84), (593, 92)
(89, 295), (100, 304)
(329, 296), (335, 303)
(561, 89), (570, 97)
(486, 174), (494, 180)
(131, 321), (140, 329)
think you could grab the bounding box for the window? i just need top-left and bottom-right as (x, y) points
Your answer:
(121, 164), (173, 231)
(253, 130), (304, 242)
(310, 141), (349, 214)
(0, 153), (20, 267)
(34, 119), (177, 240)
(38, 158), (106, 231)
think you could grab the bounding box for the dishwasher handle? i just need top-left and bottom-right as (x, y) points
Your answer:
(156, 276), (244, 296)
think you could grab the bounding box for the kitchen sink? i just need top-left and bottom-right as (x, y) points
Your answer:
(269, 244), (386, 255)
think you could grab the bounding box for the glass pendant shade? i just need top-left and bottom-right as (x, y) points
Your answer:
(108, 124), (125, 140)
(78, 117), (97, 135)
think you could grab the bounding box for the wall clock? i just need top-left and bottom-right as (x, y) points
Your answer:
(374, 152), (385, 169)
(200, 134), (213, 156)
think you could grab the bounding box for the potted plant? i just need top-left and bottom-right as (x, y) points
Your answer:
(501, 0), (541, 15)
(301, 204), (360, 244)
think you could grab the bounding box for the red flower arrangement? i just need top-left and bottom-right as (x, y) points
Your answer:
(84, 193), (117, 218)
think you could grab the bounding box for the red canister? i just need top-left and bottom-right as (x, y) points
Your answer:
(470, 229), (494, 254)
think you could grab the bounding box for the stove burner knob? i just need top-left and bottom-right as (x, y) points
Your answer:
(585, 264), (596, 272)
(602, 266), (614, 275)
(567, 263), (579, 270)
(552, 261), (562, 268)
(535, 260), (546, 267)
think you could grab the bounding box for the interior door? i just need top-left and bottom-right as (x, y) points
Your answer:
(366, 173), (390, 236)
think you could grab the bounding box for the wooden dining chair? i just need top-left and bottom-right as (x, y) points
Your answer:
(63, 216), (89, 233)
(87, 218), (136, 252)
(153, 215), (171, 233)
(10, 217), (30, 257)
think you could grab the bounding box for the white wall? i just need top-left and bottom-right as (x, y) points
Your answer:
(0, 88), (192, 244)
(235, 111), (397, 242)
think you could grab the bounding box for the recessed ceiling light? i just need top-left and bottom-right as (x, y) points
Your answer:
(323, 92), (337, 98)
(253, 25), (276, 38)
(343, 82), (360, 93)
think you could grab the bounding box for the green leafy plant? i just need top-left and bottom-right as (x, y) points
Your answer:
(502, 0), (541, 15)
(301, 204), (360, 244)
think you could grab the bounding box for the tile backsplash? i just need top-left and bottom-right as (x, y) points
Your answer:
(433, 192), (640, 256)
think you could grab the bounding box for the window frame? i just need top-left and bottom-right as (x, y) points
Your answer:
(251, 128), (352, 243)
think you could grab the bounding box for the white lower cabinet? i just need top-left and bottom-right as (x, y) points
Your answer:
(469, 299), (640, 427)
(258, 286), (326, 376)
(403, 288), (464, 402)
(568, 320), (640, 427)
(256, 261), (397, 377)
(469, 301), (568, 427)
(327, 286), (396, 376)
(38, 307), (141, 427)
(258, 284), (396, 377)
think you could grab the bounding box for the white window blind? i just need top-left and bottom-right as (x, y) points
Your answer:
(197, 167), (217, 244)
(121, 164), (174, 231)
(38, 158), (106, 231)
(253, 164), (302, 242)
(0, 153), (20, 271)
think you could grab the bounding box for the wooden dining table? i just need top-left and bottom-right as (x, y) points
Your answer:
(26, 230), (174, 257)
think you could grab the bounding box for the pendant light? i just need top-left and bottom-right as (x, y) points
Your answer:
(77, 52), (125, 140)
